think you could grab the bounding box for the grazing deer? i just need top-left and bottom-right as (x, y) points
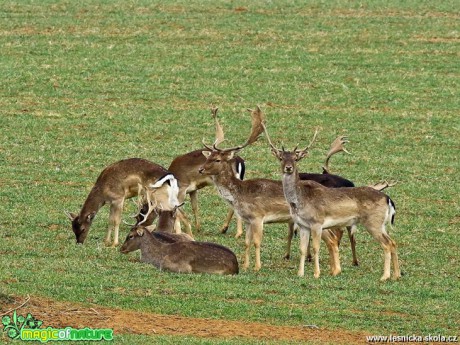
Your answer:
(167, 107), (245, 236)
(65, 158), (180, 247)
(199, 106), (341, 272)
(120, 226), (239, 275)
(264, 126), (401, 281)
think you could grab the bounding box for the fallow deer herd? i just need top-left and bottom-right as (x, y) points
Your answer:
(67, 106), (400, 280)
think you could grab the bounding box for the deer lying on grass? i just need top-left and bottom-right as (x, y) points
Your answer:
(199, 106), (342, 272)
(65, 158), (180, 247)
(167, 107), (245, 237)
(120, 225), (239, 275)
(264, 126), (401, 281)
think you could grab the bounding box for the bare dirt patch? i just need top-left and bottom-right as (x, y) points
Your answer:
(1, 295), (369, 343)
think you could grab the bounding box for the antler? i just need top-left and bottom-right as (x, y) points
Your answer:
(322, 135), (351, 174)
(369, 180), (398, 191)
(296, 128), (319, 155)
(202, 106), (265, 153)
(211, 106), (225, 148)
(135, 184), (158, 226)
(261, 122), (281, 153)
(219, 106), (266, 152)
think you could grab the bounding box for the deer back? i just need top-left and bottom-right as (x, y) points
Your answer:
(298, 172), (354, 188)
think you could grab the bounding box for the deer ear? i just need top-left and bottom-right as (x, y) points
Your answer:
(64, 211), (78, 221)
(271, 148), (282, 160)
(295, 151), (308, 161)
(136, 228), (145, 236)
(225, 150), (239, 160)
(144, 225), (156, 232)
(202, 150), (211, 158)
(86, 211), (96, 222)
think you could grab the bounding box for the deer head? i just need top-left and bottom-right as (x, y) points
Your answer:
(199, 106), (265, 176)
(262, 122), (318, 175)
(65, 210), (96, 244)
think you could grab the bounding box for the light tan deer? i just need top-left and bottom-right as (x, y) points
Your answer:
(199, 106), (341, 272)
(131, 184), (194, 241)
(297, 135), (358, 266)
(264, 127), (401, 281)
(167, 107), (245, 237)
(65, 158), (180, 247)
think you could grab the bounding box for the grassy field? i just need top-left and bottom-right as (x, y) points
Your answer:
(0, 0), (459, 343)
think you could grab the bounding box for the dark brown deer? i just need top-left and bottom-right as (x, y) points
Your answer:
(265, 127), (400, 281)
(65, 158), (180, 247)
(199, 106), (341, 272)
(120, 226), (239, 275)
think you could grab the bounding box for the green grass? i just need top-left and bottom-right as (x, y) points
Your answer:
(0, 0), (459, 343)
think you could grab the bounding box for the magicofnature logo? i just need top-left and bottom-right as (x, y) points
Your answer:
(2, 310), (113, 342)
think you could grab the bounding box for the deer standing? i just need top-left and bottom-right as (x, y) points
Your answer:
(264, 126), (401, 281)
(297, 136), (359, 266)
(66, 158), (180, 247)
(167, 107), (245, 237)
(199, 106), (341, 272)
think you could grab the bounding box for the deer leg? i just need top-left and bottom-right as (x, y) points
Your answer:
(306, 230), (312, 262)
(235, 215), (244, 239)
(220, 208), (233, 234)
(347, 225), (359, 266)
(284, 222), (295, 260)
(387, 232), (401, 280)
(177, 209), (193, 237)
(298, 227), (310, 277)
(311, 225), (322, 279)
(243, 222), (252, 271)
(252, 221), (264, 271)
(322, 229), (341, 276)
(189, 190), (200, 231)
(367, 227), (393, 281)
(107, 199), (124, 247)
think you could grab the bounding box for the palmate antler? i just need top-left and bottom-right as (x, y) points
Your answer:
(322, 135), (351, 174)
(210, 106), (225, 148)
(369, 180), (398, 191)
(203, 106), (266, 153)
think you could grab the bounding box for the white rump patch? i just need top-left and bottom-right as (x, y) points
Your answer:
(150, 174), (180, 209)
(236, 162), (243, 180)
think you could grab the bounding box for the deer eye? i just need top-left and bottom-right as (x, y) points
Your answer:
(128, 235), (134, 239)
(215, 159), (221, 162)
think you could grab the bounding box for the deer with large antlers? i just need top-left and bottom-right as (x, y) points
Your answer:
(199, 106), (342, 272)
(65, 158), (180, 247)
(264, 126), (401, 281)
(166, 107), (245, 237)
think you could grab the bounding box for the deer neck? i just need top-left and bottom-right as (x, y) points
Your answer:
(211, 162), (241, 206)
(139, 233), (168, 266)
(79, 186), (105, 220)
(282, 168), (304, 209)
